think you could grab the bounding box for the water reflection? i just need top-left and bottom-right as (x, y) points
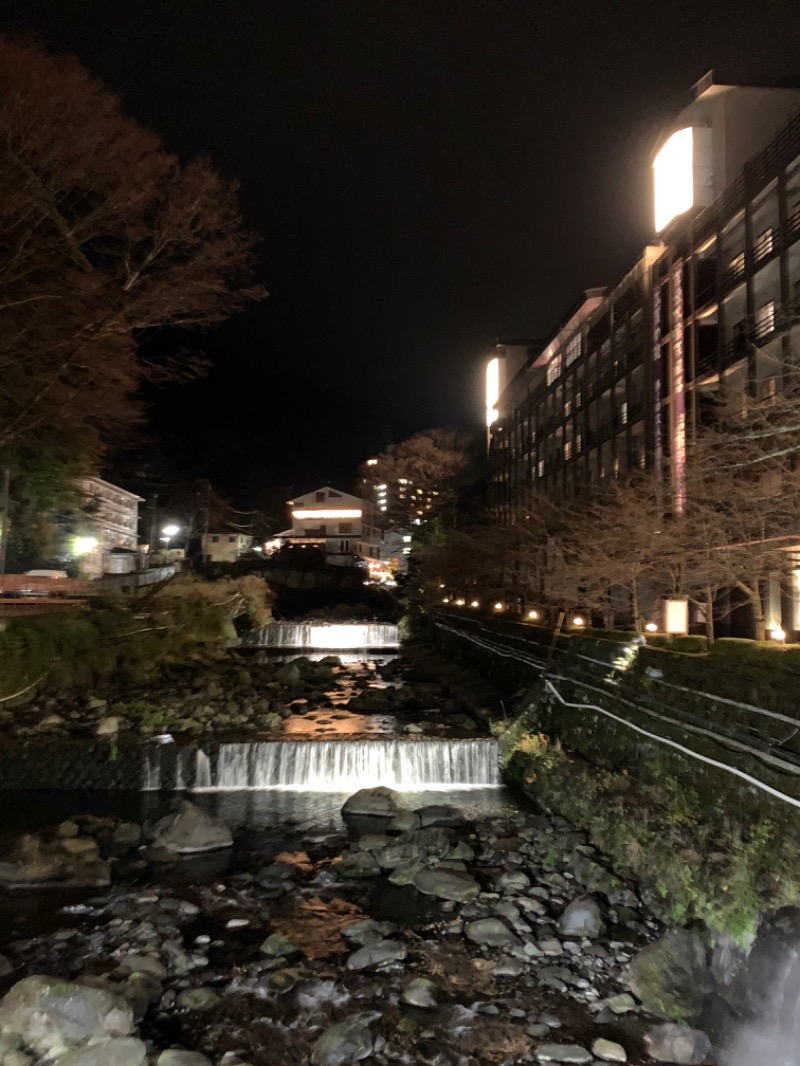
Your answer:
(181, 786), (519, 831)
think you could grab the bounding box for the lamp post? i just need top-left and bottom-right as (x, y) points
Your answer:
(161, 523), (180, 550)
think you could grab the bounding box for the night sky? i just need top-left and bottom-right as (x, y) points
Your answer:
(2, 0), (798, 508)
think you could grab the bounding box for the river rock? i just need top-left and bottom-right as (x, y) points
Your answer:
(156, 1051), (214, 1066)
(150, 801), (233, 856)
(52, 1037), (148, 1066)
(390, 810), (421, 833)
(95, 716), (120, 736)
(175, 988), (220, 1010)
(416, 804), (465, 829)
(0, 975), (133, 1059)
(0, 832), (110, 888)
(536, 1045), (592, 1063)
(310, 1012), (378, 1065)
(346, 939), (407, 970)
(342, 787), (405, 818)
(261, 933), (299, 957)
(342, 919), (397, 945)
(0, 953), (13, 977)
(643, 1023), (712, 1064)
(413, 867), (480, 902)
(464, 918), (518, 947)
(115, 954), (167, 979)
(627, 929), (711, 1022)
(338, 850), (381, 878)
(400, 977), (437, 1008)
(592, 1037), (627, 1062)
(110, 822), (142, 854)
(557, 897), (604, 938)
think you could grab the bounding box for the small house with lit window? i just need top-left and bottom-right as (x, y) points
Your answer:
(201, 532), (254, 563)
(283, 486), (380, 565)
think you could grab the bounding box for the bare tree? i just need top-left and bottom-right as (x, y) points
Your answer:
(0, 37), (265, 454)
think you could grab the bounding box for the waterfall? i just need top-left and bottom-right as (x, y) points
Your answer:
(142, 744), (162, 791)
(195, 749), (212, 790)
(728, 947), (800, 1066)
(247, 622), (400, 650)
(191, 738), (500, 792)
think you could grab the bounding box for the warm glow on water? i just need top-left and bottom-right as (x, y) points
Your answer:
(283, 710), (397, 737)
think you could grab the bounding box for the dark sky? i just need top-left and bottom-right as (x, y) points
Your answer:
(2, 0), (799, 505)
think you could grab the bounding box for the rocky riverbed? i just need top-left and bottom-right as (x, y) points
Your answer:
(0, 645), (499, 746)
(0, 780), (721, 1066)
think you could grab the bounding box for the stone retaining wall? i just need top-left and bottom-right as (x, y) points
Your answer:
(0, 739), (146, 790)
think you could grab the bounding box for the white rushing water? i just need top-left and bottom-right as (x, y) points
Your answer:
(187, 738), (500, 792)
(727, 948), (800, 1066)
(248, 622), (400, 650)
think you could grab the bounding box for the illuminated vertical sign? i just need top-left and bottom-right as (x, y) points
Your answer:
(486, 357), (500, 427)
(672, 260), (686, 514)
(654, 128), (694, 232)
(652, 283), (662, 477)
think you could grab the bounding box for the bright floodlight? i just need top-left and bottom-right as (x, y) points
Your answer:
(654, 128), (694, 232)
(73, 536), (98, 555)
(162, 523), (180, 538)
(572, 616), (585, 627)
(486, 357), (500, 427)
(771, 626), (786, 642)
(645, 622), (658, 633)
(528, 609), (539, 620)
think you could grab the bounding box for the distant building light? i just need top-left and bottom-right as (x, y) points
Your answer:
(292, 509), (362, 520)
(494, 602), (504, 611)
(527, 609), (539, 620)
(366, 458), (378, 465)
(442, 597), (450, 604)
(455, 598), (465, 606)
(471, 600), (479, 608)
(402, 535), (412, 542)
(572, 616), (585, 627)
(377, 484), (387, 490)
(645, 622), (658, 633)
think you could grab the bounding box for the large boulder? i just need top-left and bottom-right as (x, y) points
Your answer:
(0, 975), (133, 1059)
(626, 929), (711, 1022)
(342, 788), (405, 819)
(149, 801), (232, 857)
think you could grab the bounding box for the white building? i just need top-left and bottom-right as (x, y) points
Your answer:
(75, 476), (144, 578)
(278, 486), (380, 564)
(201, 532), (254, 563)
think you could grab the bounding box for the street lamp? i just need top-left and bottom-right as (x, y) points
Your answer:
(161, 523), (180, 549)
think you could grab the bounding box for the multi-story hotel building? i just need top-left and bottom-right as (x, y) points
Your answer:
(489, 73), (800, 524)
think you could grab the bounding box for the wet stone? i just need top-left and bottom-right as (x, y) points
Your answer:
(535, 1045), (592, 1064)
